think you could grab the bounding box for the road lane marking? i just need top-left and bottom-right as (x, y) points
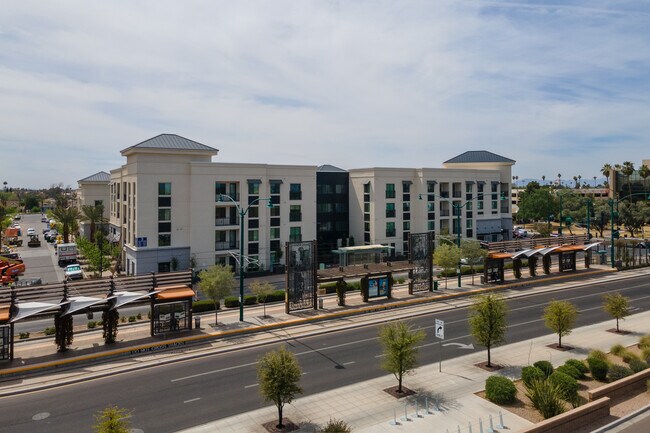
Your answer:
(342, 361), (355, 366)
(171, 361), (257, 382)
(244, 383), (259, 389)
(184, 398), (201, 403)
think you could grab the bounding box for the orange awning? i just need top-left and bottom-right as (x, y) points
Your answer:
(155, 287), (195, 301)
(487, 252), (512, 260)
(0, 305), (10, 323)
(555, 245), (586, 253)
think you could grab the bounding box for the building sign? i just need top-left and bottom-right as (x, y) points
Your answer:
(368, 276), (389, 298)
(286, 241), (316, 312)
(0, 325), (10, 361)
(136, 237), (147, 248)
(409, 232), (434, 292)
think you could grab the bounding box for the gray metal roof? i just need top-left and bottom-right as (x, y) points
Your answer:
(317, 164), (347, 173)
(121, 134), (218, 153)
(444, 151), (515, 164)
(78, 171), (111, 183)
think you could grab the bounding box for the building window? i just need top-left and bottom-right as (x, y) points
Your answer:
(290, 227), (302, 242)
(270, 183), (281, 195)
(158, 209), (171, 221)
(466, 183), (473, 193)
(158, 234), (171, 247)
(427, 182), (436, 193)
(290, 183), (302, 200)
(158, 196), (171, 207)
(249, 206), (259, 218)
(364, 232), (371, 243)
(248, 182), (260, 195)
(403, 221), (410, 231)
(403, 182), (411, 193)
(403, 202), (410, 211)
(248, 219), (259, 229)
(248, 243), (259, 254)
(386, 183), (395, 199)
(363, 183), (370, 194)
(386, 203), (396, 218)
(386, 222), (396, 237)
(364, 203), (370, 212)
(158, 222), (171, 232)
(248, 230), (259, 242)
(270, 206), (280, 217)
(427, 221), (435, 231)
(158, 183), (171, 196)
(290, 205), (302, 222)
(335, 203), (347, 212)
(158, 262), (171, 273)
(271, 217), (281, 227)
(215, 182), (227, 195)
(270, 227), (280, 239)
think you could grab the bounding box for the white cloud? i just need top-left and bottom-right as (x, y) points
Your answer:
(1, 0), (649, 188)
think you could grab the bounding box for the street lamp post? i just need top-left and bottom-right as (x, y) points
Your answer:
(217, 193), (273, 322)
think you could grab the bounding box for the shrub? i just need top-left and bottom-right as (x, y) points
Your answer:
(589, 350), (608, 362)
(588, 357), (609, 381)
(87, 321), (97, 329)
(629, 358), (648, 373)
(243, 295), (257, 306)
(555, 365), (581, 380)
(136, 313), (142, 320)
(622, 350), (640, 363)
(610, 344), (626, 357)
(19, 332), (30, 339)
(564, 359), (588, 378)
(485, 375), (517, 404)
(534, 360), (554, 378)
(192, 300), (219, 313)
(524, 379), (566, 419)
(267, 290), (285, 302)
(120, 316), (127, 323)
(128, 316), (136, 323)
(322, 419), (352, 433)
(639, 335), (650, 350)
(44, 327), (55, 336)
(522, 366), (546, 387)
(643, 347), (650, 364)
(608, 365), (634, 382)
(224, 296), (239, 308)
(549, 371), (579, 402)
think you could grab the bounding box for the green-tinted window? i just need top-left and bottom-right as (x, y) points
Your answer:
(386, 184), (395, 199)
(248, 182), (260, 195)
(158, 209), (171, 221)
(158, 234), (171, 247)
(270, 227), (280, 239)
(158, 183), (171, 196)
(248, 230), (259, 242)
(270, 183), (281, 194)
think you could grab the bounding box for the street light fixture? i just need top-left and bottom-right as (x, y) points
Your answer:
(216, 193), (274, 321)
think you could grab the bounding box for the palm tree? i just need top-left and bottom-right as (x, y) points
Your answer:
(573, 175), (578, 188)
(638, 164), (649, 195)
(557, 173), (562, 187)
(621, 161), (635, 198)
(52, 206), (81, 244)
(578, 174), (582, 188)
(541, 175), (546, 185)
(593, 176), (597, 187)
(80, 204), (106, 240)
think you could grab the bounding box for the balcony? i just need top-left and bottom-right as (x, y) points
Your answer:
(215, 241), (239, 251)
(215, 193), (240, 202)
(215, 217), (239, 226)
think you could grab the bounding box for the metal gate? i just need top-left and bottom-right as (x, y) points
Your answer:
(285, 241), (317, 312)
(0, 325), (10, 361)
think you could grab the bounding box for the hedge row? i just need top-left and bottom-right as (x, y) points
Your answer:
(193, 290), (286, 310)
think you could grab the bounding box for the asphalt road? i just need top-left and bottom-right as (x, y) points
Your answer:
(2, 274), (650, 433)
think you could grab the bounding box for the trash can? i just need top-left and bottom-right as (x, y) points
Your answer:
(433, 281), (438, 291)
(318, 298), (324, 309)
(194, 316), (201, 329)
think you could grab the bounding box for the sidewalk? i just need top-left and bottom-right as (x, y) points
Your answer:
(179, 307), (650, 433)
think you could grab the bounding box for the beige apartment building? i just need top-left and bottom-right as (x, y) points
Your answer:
(349, 151), (514, 256)
(108, 134), (316, 275)
(83, 135), (516, 274)
(76, 171), (110, 239)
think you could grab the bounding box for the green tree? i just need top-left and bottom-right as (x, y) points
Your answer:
(433, 243), (460, 289)
(619, 201), (647, 237)
(603, 293), (630, 332)
(251, 280), (274, 317)
(378, 321), (426, 393)
(257, 346), (302, 430)
(517, 188), (557, 224)
(532, 222), (551, 238)
(461, 239), (487, 284)
(590, 200), (611, 237)
(81, 204), (106, 240)
(621, 161), (635, 198)
(52, 205), (81, 243)
(198, 264), (236, 325)
(92, 405), (131, 433)
(638, 164), (650, 193)
(544, 300), (578, 348)
(468, 294), (508, 368)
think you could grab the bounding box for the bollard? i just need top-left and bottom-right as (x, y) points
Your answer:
(496, 411), (505, 429)
(415, 400), (419, 418)
(401, 402), (410, 422)
(479, 417), (484, 433)
(433, 397), (441, 412)
(468, 422), (472, 433)
(487, 414), (495, 433)
(425, 397), (431, 414)
(389, 408), (398, 426)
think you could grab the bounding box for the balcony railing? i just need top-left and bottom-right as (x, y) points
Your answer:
(215, 241), (239, 251)
(215, 217), (239, 226)
(215, 193), (240, 202)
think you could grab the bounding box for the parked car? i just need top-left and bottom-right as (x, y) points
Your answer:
(27, 228), (36, 236)
(64, 264), (83, 280)
(41, 216), (49, 223)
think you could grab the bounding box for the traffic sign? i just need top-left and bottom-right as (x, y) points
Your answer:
(435, 319), (444, 339)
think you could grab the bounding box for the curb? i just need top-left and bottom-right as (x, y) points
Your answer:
(0, 267), (630, 381)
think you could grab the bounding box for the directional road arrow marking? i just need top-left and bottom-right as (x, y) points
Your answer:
(442, 342), (474, 350)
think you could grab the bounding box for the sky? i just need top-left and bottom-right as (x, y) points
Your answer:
(1, 1), (649, 189)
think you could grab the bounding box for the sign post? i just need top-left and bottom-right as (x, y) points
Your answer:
(435, 319), (444, 372)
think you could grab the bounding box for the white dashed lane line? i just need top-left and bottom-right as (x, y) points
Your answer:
(184, 398), (201, 404)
